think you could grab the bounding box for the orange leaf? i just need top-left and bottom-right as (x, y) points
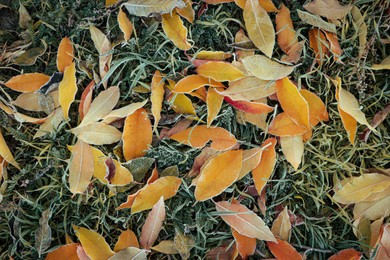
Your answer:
(196, 61), (245, 82)
(0, 130), (20, 170)
(170, 125), (237, 151)
(78, 80), (95, 121)
(118, 8), (133, 42)
(323, 30), (342, 61)
(162, 10), (191, 50)
(224, 96), (274, 114)
(232, 228), (256, 259)
(259, 0), (278, 13)
(207, 87), (224, 127)
(68, 139), (94, 195)
(57, 37), (74, 72)
(106, 0), (119, 6)
(238, 147), (263, 179)
(147, 166), (159, 185)
(59, 62), (77, 120)
(215, 201), (276, 241)
(114, 230), (140, 252)
(122, 108), (152, 161)
(140, 197), (166, 249)
(173, 75), (223, 93)
(5, 73), (50, 93)
(372, 224), (390, 260)
(194, 150), (242, 201)
(151, 70), (165, 131)
(275, 77), (310, 130)
(267, 238), (303, 260)
(328, 249), (362, 260)
(300, 89), (329, 126)
(203, 0), (234, 4)
(188, 147), (218, 177)
(269, 112), (309, 136)
(276, 4), (297, 54)
(309, 28), (328, 65)
(46, 243), (79, 260)
(176, 0), (194, 23)
(252, 138), (276, 194)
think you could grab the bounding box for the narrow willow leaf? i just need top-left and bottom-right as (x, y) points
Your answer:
(101, 100), (148, 124)
(114, 230), (140, 252)
(174, 230), (195, 260)
(276, 4), (297, 54)
(267, 239), (303, 260)
(196, 61), (245, 82)
(351, 6), (367, 59)
(252, 138), (276, 194)
(206, 87), (224, 127)
(58, 62), (77, 120)
(68, 139), (94, 195)
(243, 0), (275, 57)
(0, 129), (20, 170)
(242, 55), (294, 80)
(72, 122), (122, 145)
(271, 207), (291, 241)
(123, 0), (185, 17)
(151, 70), (165, 131)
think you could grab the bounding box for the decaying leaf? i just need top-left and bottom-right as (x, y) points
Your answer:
(243, 0), (275, 57)
(35, 208), (52, 257)
(140, 197), (166, 249)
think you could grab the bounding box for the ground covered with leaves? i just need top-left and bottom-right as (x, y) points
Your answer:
(0, 0), (389, 259)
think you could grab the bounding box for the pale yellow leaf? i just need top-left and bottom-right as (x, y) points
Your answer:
(280, 135), (304, 170)
(237, 147), (263, 180)
(101, 100), (148, 124)
(174, 230), (195, 260)
(353, 195), (390, 221)
(123, 0), (185, 17)
(221, 77), (275, 101)
(371, 56), (390, 70)
(297, 10), (336, 33)
(271, 207), (291, 241)
(242, 55), (294, 80)
(0, 129), (20, 170)
(118, 8), (133, 42)
(108, 247), (147, 260)
(71, 122), (122, 145)
(206, 87), (224, 127)
(34, 108), (64, 139)
(151, 71), (165, 131)
(151, 240), (179, 254)
(58, 62), (77, 120)
(303, 0), (353, 20)
(14, 91), (59, 113)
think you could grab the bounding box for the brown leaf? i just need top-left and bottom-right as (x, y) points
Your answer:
(303, 0), (353, 20)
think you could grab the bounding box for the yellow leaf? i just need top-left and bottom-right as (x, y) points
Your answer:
(162, 10), (191, 50)
(5, 73), (50, 93)
(79, 86), (120, 127)
(114, 230), (140, 252)
(106, 0), (119, 6)
(195, 150), (242, 201)
(118, 8), (133, 42)
(353, 195), (390, 221)
(101, 100), (148, 124)
(215, 201), (276, 241)
(151, 240), (179, 254)
(280, 135), (304, 170)
(174, 230), (195, 260)
(14, 91), (59, 113)
(206, 87), (224, 127)
(243, 0), (275, 57)
(242, 55), (294, 80)
(0, 101), (49, 124)
(140, 197), (166, 249)
(271, 207), (291, 241)
(166, 79), (196, 116)
(170, 125), (237, 151)
(122, 108), (153, 161)
(0, 129), (20, 170)
(59, 62), (77, 120)
(176, 0), (194, 23)
(173, 75), (223, 93)
(275, 4), (297, 54)
(151, 71), (165, 131)
(196, 61), (245, 82)
(195, 50), (232, 60)
(221, 77), (275, 101)
(108, 247), (147, 259)
(72, 122), (122, 145)
(303, 0), (353, 20)
(57, 37), (74, 72)
(68, 139), (94, 195)
(238, 147), (263, 179)
(334, 174), (390, 204)
(34, 108), (64, 139)
(74, 226), (115, 260)
(275, 77), (310, 130)
(252, 138), (276, 194)
(351, 7), (367, 59)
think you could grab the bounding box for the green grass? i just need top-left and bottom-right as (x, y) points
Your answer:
(0, 0), (389, 259)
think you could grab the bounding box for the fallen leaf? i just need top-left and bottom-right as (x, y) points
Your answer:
(108, 247), (147, 260)
(0, 101), (49, 124)
(203, 0), (234, 4)
(122, 157), (155, 182)
(360, 103), (390, 142)
(140, 197), (166, 249)
(303, 0), (353, 20)
(237, 147), (263, 179)
(370, 217), (384, 248)
(308, 28), (328, 65)
(58, 62), (77, 120)
(46, 243), (79, 260)
(123, 0), (185, 17)
(74, 226), (115, 260)
(57, 37), (74, 73)
(205, 243), (235, 259)
(151, 71), (165, 131)
(78, 81), (95, 121)
(170, 125), (237, 151)
(72, 122), (122, 145)
(13, 91), (59, 113)
(173, 75), (223, 93)
(269, 112), (309, 136)
(242, 55), (294, 80)
(243, 0), (275, 57)
(114, 230), (140, 252)
(101, 100), (148, 124)
(176, 0), (194, 23)
(5, 73), (50, 93)
(0, 129), (21, 170)
(79, 86), (120, 127)
(122, 108), (153, 161)
(372, 224), (390, 260)
(276, 77), (310, 130)
(14, 40), (47, 66)
(18, 2), (31, 29)
(68, 139), (94, 195)
(221, 77), (275, 101)
(323, 31), (342, 61)
(297, 10), (336, 33)
(234, 29), (255, 59)
(275, 4), (297, 54)
(371, 55), (390, 70)
(195, 50), (232, 60)
(207, 87), (224, 126)
(162, 10), (191, 50)
(351, 6), (367, 59)
(271, 207), (291, 241)
(34, 108), (64, 139)
(174, 230), (195, 259)
(118, 8), (133, 42)
(267, 238), (303, 260)
(252, 138), (276, 194)
(353, 195), (390, 221)
(151, 240), (179, 254)
(280, 135), (304, 170)
(328, 249), (362, 260)
(35, 208), (52, 257)
(300, 89), (329, 126)
(196, 61), (245, 82)
(215, 201), (276, 241)
(195, 149), (242, 201)
(232, 228), (256, 259)
(224, 96), (274, 114)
